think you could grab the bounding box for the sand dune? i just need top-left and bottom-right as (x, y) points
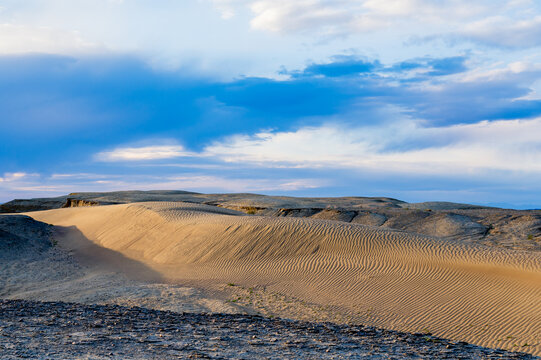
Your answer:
(28, 202), (541, 355)
(6, 190), (541, 252)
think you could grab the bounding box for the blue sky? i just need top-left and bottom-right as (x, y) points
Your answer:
(2, 0), (541, 208)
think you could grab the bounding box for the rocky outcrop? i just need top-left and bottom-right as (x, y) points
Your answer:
(310, 209), (357, 222)
(0, 215), (53, 255)
(0, 197), (68, 213)
(62, 198), (100, 208)
(215, 204), (267, 215)
(392, 213), (488, 240)
(351, 211), (387, 226)
(270, 208), (322, 217)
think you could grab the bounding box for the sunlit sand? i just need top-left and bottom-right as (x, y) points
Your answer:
(25, 201), (541, 355)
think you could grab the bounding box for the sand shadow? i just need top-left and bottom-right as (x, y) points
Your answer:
(52, 225), (165, 283)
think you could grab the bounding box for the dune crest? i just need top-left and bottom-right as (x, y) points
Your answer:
(29, 202), (541, 355)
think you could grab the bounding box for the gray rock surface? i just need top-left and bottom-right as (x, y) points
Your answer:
(0, 191), (409, 213)
(0, 197), (69, 213)
(0, 299), (536, 360)
(351, 211), (388, 226)
(0, 215), (53, 255)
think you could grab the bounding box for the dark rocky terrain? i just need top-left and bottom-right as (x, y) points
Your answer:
(2, 190), (540, 251)
(0, 215), (53, 256)
(1, 299), (537, 360)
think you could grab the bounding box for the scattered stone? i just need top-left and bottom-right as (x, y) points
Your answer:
(0, 299), (536, 360)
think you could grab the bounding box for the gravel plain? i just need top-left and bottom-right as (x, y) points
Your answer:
(0, 299), (537, 360)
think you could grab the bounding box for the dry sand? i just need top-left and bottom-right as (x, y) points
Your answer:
(26, 202), (541, 355)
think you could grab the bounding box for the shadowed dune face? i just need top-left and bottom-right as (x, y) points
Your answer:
(0, 214), (241, 315)
(28, 202), (541, 355)
(52, 225), (164, 283)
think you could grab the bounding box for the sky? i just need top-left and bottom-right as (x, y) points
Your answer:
(1, 0), (541, 208)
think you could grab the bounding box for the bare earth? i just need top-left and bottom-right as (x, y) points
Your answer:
(7, 200), (537, 357)
(1, 299), (536, 359)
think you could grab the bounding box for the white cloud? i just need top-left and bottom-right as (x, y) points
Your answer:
(0, 0), (538, 80)
(205, 127), (375, 165)
(517, 78), (541, 100)
(211, 0), (541, 50)
(212, 0), (495, 36)
(362, 0), (486, 19)
(0, 172), (43, 201)
(95, 145), (190, 162)
(451, 61), (541, 101)
(462, 15), (541, 48)
(0, 172), (31, 182)
(457, 61), (541, 82)
(0, 172), (323, 202)
(211, 0), (246, 19)
(203, 117), (541, 175)
(141, 175), (323, 192)
(49, 173), (111, 180)
(0, 23), (102, 55)
(249, 0), (366, 36)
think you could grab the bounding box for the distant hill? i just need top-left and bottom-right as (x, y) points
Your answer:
(1, 190), (540, 251)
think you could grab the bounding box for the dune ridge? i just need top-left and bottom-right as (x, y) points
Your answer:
(5, 190), (541, 252)
(28, 202), (541, 355)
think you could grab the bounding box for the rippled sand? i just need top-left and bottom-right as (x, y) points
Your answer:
(28, 202), (541, 355)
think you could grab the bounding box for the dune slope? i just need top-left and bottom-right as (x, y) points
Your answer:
(28, 202), (541, 355)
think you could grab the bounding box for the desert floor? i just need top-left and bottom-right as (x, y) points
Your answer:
(4, 201), (535, 356)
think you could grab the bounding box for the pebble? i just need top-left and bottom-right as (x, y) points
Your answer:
(0, 299), (537, 360)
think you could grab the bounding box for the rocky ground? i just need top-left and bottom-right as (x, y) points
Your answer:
(1, 299), (537, 360)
